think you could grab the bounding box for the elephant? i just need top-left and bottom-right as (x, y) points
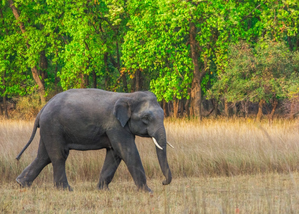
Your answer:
(16, 89), (173, 192)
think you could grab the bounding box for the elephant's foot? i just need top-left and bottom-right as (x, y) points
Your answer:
(98, 185), (109, 191)
(58, 185), (73, 191)
(16, 177), (32, 188)
(67, 186), (73, 191)
(98, 180), (111, 191)
(137, 185), (153, 193)
(98, 180), (111, 190)
(55, 183), (73, 191)
(162, 178), (172, 185)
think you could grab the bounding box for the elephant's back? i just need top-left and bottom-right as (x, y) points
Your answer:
(39, 89), (120, 131)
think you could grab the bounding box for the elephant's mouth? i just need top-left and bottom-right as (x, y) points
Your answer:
(136, 135), (174, 150)
(137, 133), (151, 138)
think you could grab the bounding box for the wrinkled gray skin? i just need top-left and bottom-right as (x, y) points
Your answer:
(16, 89), (172, 192)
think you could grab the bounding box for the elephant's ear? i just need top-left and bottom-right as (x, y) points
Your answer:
(113, 98), (132, 127)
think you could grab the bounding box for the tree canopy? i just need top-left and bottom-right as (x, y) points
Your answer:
(1, 0), (299, 119)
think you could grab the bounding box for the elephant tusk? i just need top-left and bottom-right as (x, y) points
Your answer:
(167, 141), (174, 149)
(152, 137), (163, 150)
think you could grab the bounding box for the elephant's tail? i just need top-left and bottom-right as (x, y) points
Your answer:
(16, 106), (44, 161)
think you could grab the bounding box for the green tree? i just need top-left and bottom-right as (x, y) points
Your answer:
(0, 3), (37, 117)
(123, 0), (268, 119)
(209, 39), (299, 121)
(1, 0), (299, 119)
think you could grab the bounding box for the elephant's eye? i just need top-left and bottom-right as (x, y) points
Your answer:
(141, 115), (149, 124)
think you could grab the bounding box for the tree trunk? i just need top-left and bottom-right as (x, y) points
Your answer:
(135, 69), (141, 91)
(189, 21), (207, 120)
(105, 77), (109, 90)
(3, 94), (8, 119)
(116, 41), (128, 92)
(0, 102), (2, 116)
(121, 72), (128, 92)
(205, 99), (215, 118)
(184, 98), (190, 118)
(245, 101), (249, 118)
(131, 75), (136, 92)
(93, 71), (97, 88)
(31, 67), (46, 104)
(140, 72), (144, 91)
(233, 102), (238, 118)
(224, 100), (233, 118)
(290, 99), (295, 120)
(224, 100), (229, 118)
(39, 50), (48, 84)
(190, 71), (202, 119)
(212, 99), (218, 118)
(9, 0), (46, 104)
(242, 101), (249, 118)
(85, 74), (89, 87)
(179, 98), (184, 117)
(163, 99), (169, 117)
(256, 99), (265, 122)
(189, 21), (201, 120)
(80, 73), (85, 88)
(173, 98), (179, 118)
(104, 53), (110, 90)
(268, 98), (278, 123)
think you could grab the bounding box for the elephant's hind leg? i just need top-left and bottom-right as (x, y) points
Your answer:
(98, 148), (121, 190)
(16, 139), (51, 187)
(42, 132), (72, 191)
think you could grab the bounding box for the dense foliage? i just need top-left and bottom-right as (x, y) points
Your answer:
(209, 39), (299, 102)
(1, 0), (299, 118)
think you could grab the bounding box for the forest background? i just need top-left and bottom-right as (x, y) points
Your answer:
(2, 1), (299, 212)
(1, 0), (299, 120)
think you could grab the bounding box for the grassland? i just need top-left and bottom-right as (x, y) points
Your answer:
(1, 118), (299, 213)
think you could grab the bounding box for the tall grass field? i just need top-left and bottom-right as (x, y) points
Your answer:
(1, 118), (299, 213)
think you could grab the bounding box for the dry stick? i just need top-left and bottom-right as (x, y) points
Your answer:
(205, 105), (215, 117)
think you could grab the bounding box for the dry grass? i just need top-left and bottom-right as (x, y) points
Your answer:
(1, 173), (299, 213)
(1, 118), (299, 213)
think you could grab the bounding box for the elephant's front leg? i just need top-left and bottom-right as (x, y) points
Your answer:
(98, 148), (121, 189)
(107, 130), (151, 192)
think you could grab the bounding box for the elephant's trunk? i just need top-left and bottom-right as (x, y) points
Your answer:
(153, 127), (172, 185)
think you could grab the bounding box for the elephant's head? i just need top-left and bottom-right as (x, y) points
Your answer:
(113, 91), (172, 185)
